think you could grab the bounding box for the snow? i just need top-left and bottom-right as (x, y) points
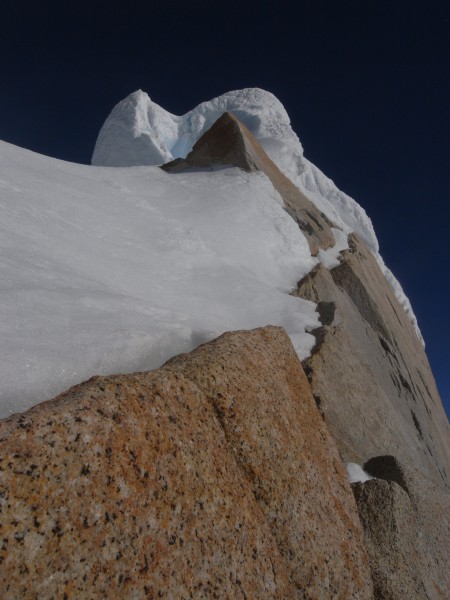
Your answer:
(297, 158), (424, 345)
(92, 88), (423, 343)
(375, 254), (424, 346)
(345, 463), (375, 484)
(92, 88), (304, 179)
(0, 140), (319, 418)
(317, 228), (349, 269)
(0, 87), (424, 418)
(296, 158), (377, 251)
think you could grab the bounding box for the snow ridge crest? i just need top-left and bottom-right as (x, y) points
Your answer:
(92, 88), (423, 344)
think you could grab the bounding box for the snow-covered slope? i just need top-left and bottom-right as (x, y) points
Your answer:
(0, 140), (319, 418)
(0, 88), (422, 418)
(93, 88), (422, 342)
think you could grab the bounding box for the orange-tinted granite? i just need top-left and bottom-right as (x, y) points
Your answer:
(0, 326), (372, 599)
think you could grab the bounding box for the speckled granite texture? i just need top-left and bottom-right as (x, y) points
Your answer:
(0, 326), (373, 599)
(296, 234), (450, 598)
(353, 479), (427, 599)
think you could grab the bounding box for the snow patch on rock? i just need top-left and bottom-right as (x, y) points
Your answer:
(345, 463), (375, 484)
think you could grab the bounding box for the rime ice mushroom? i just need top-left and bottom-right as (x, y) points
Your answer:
(93, 88), (422, 343)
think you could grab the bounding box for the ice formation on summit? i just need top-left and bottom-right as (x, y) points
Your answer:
(92, 88), (303, 176)
(92, 88), (422, 342)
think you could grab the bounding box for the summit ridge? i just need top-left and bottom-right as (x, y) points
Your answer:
(162, 111), (335, 256)
(0, 88), (448, 598)
(92, 88), (421, 341)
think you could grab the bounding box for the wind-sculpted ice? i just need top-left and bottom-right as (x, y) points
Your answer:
(92, 88), (422, 343)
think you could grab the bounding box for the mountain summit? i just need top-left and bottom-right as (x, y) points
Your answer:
(0, 89), (448, 598)
(162, 111), (335, 255)
(92, 88), (421, 339)
(92, 88), (305, 178)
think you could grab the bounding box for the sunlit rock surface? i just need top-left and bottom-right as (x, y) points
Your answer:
(295, 235), (450, 598)
(1, 88), (448, 598)
(0, 327), (373, 599)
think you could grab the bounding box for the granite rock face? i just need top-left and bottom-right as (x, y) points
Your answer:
(295, 234), (450, 598)
(2, 107), (449, 599)
(352, 479), (426, 599)
(0, 326), (373, 599)
(162, 112), (335, 255)
(296, 235), (450, 483)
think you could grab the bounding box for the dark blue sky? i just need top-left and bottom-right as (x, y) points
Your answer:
(1, 1), (449, 416)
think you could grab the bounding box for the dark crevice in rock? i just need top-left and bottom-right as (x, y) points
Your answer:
(305, 210), (324, 231)
(313, 394), (325, 419)
(211, 401), (226, 430)
(307, 326), (328, 355)
(294, 264), (321, 299)
(398, 372), (413, 396)
(302, 360), (313, 384)
(390, 371), (401, 393)
(411, 411), (423, 439)
(291, 213), (315, 237)
(398, 358), (419, 394)
(415, 385), (426, 404)
(389, 364), (415, 401)
(417, 371), (434, 403)
(378, 335), (391, 355)
(319, 211), (335, 228)
(387, 349), (401, 369)
(386, 294), (404, 327)
(310, 328), (326, 353)
(364, 456), (410, 496)
(316, 301), (336, 327)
